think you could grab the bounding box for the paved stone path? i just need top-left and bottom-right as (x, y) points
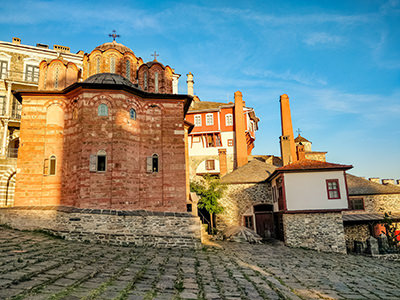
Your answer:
(0, 228), (399, 299)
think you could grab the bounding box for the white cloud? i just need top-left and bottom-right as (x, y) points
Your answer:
(303, 32), (344, 46)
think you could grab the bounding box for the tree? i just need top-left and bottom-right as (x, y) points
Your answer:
(381, 212), (400, 250)
(190, 175), (225, 234)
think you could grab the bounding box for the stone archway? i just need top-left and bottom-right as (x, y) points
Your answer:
(0, 168), (16, 206)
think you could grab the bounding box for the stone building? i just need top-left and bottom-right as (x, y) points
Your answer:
(0, 40), (201, 248)
(0, 37), (83, 207)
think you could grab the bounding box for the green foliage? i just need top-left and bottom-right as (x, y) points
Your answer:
(381, 212), (400, 249)
(190, 175), (225, 216)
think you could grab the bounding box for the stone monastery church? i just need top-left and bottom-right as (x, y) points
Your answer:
(0, 36), (399, 253)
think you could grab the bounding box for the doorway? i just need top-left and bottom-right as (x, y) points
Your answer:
(254, 204), (275, 239)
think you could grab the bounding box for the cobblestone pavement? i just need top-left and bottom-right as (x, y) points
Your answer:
(0, 228), (399, 300)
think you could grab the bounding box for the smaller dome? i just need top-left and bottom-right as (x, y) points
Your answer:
(84, 73), (137, 88)
(93, 41), (134, 55)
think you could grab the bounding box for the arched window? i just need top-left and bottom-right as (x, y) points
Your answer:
(154, 72), (159, 92)
(129, 108), (136, 120)
(96, 57), (101, 73)
(96, 150), (106, 172)
(54, 66), (59, 89)
(144, 71), (148, 90)
(49, 155), (56, 175)
(126, 60), (131, 80)
(86, 61), (90, 76)
(98, 104), (108, 116)
(110, 56), (116, 73)
(146, 154), (159, 173)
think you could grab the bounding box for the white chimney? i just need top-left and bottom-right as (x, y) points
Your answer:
(186, 72), (194, 96)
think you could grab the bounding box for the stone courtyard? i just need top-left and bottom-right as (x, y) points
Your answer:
(0, 228), (399, 300)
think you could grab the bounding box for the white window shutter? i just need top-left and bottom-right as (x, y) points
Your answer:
(146, 157), (153, 173)
(89, 155), (97, 172)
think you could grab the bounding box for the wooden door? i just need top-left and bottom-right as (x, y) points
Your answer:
(255, 212), (274, 239)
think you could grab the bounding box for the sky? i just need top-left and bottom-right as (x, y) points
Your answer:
(1, 0), (399, 179)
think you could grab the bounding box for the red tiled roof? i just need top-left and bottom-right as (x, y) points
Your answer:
(276, 159), (353, 172)
(294, 134), (311, 143)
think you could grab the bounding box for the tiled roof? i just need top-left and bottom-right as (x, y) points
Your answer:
(276, 159), (353, 172)
(188, 101), (232, 112)
(346, 174), (400, 195)
(294, 134), (311, 143)
(343, 212), (400, 222)
(220, 160), (276, 184)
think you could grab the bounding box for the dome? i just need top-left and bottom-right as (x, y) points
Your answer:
(93, 41), (134, 55)
(84, 73), (137, 88)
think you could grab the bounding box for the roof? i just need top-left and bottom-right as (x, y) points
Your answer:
(188, 101), (233, 112)
(294, 134), (311, 143)
(221, 160), (277, 184)
(343, 212), (400, 222)
(346, 174), (400, 195)
(84, 73), (138, 88)
(145, 60), (165, 69)
(267, 159), (353, 181)
(93, 41), (134, 55)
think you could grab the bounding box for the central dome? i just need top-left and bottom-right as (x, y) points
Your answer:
(84, 73), (137, 88)
(93, 41), (134, 55)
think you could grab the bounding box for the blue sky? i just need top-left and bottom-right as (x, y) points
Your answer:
(1, 0), (399, 179)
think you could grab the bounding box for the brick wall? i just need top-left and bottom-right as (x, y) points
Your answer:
(283, 213), (347, 254)
(0, 206), (201, 248)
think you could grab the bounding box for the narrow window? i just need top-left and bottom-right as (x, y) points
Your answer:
(110, 56), (115, 73)
(205, 160), (215, 170)
(194, 115), (201, 127)
(187, 204), (192, 212)
(215, 134), (222, 147)
(49, 155), (56, 175)
(227, 139), (234, 147)
(152, 154), (159, 172)
(225, 114), (233, 126)
(98, 104), (108, 116)
(0, 61), (8, 79)
(147, 154), (159, 173)
(54, 66), (59, 88)
(86, 61), (90, 76)
(129, 108), (136, 120)
(126, 60), (131, 80)
(25, 65), (39, 82)
(244, 216), (253, 230)
(144, 72), (148, 90)
(97, 154), (106, 172)
(96, 57), (101, 73)
(206, 113), (213, 126)
(0, 96), (6, 116)
(350, 198), (364, 210)
(154, 72), (159, 92)
(326, 179), (341, 199)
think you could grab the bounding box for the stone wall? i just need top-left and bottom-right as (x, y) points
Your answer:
(344, 224), (371, 252)
(0, 206), (202, 249)
(216, 183), (272, 231)
(283, 213), (347, 254)
(360, 194), (400, 213)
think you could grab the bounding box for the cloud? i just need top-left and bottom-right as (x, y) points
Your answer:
(303, 32), (344, 46)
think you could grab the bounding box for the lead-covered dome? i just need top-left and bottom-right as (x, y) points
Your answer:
(84, 73), (137, 88)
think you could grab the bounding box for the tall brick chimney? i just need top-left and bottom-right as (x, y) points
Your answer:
(279, 94), (297, 166)
(218, 149), (227, 177)
(234, 91), (248, 168)
(186, 72), (194, 96)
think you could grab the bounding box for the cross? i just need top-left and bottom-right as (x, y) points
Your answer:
(151, 51), (159, 61)
(296, 128), (302, 136)
(108, 30), (120, 42)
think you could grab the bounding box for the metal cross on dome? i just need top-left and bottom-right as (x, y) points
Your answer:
(151, 51), (159, 61)
(109, 30), (120, 42)
(296, 128), (302, 136)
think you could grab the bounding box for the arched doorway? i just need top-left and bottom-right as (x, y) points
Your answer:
(5, 172), (16, 206)
(254, 204), (275, 239)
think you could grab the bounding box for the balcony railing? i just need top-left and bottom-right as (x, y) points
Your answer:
(7, 147), (18, 158)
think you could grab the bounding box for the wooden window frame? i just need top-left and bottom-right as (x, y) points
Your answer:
(25, 64), (39, 82)
(205, 159), (215, 171)
(0, 60), (8, 79)
(194, 115), (201, 127)
(206, 113), (213, 126)
(349, 198), (365, 210)
(227, 139), (233, 147)
(326, 179), (341, 199)
(225, 113), (233, 126)
(244, 216), (254, 230)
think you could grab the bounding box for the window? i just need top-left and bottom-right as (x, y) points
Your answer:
(192, 136), (201, 143)
(244, 216), (253, 230)
(227, 139), (234, 147)
(90, 150), (107, 172)
(0, 96), (6, 116)
(350, 198), (364, 210)
(154, 72), (159, 92)
(206, 113), (213, 126)
(129, 108), (136, 120)
(49, 155), (56, 175)
(96, 57), (101, 73)
(0, 61), (8, 79)
(25, 65), (39, 82)
(205, 133), (222, 148)
(54, 67), (59, 89)
(194, 115), (201, 127)
(110, 56), (116, 73)
(225, 114), (233, 126)
(147, 154), (159, 173)
(205, 160), (215, 170)
(326, 179), (341, 199)
(98, 104), (108, 116)
(144, 72), (148, 90)
(187, 204), (192, 212)
(126, 60), (131, 80)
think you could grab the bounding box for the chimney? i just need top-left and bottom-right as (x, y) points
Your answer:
(296, 144), (306, 160)
(218, 149), (228, 177)
(396, 179), (400, 186)
(12, 37), (21, 44)
(172, 73), (180, 94)
(186, 72), (194, 96)
(234, 91), (248, 168)
(279, 94), (297, 166)
(53, 44), (70, 53)
(369, 177), (380, 184)
(382, 179), (395, 185)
